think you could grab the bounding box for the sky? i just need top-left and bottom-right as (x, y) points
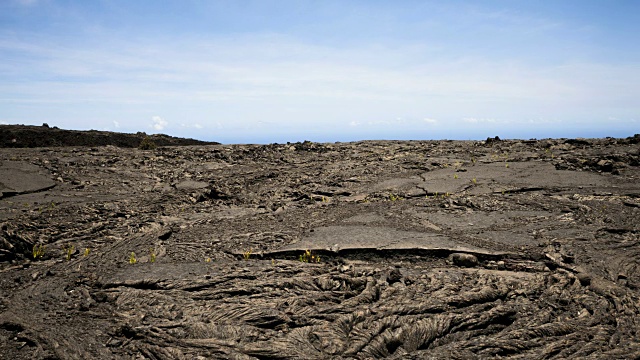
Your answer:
(0, 0), (638, 144)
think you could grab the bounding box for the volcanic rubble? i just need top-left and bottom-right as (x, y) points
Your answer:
(0, 134), (639, 359)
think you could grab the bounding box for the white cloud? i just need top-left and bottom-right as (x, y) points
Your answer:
(349, 121), (361, 127)
(526, 118), (551, 124)
(180, 122), (205, 129)
(152, 116), (168, 131)
(463, 117), (497, 123)
(113, 120), (120, 128)
(423, 118), (438, 124)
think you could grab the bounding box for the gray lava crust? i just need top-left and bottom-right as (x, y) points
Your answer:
(0, 134), (639, 359)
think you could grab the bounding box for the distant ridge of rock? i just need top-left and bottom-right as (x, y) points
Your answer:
(0, 124), (219, 148)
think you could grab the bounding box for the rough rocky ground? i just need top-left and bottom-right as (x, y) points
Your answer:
(0, 134), (639, 359)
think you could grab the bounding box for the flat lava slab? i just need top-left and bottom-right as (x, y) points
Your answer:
(0, 161), (56, 198)
(274, 225), (509, 257)
(367, 161), (637, 196)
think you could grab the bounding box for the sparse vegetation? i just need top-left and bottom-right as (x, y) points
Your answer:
(544, 148), (555, 159)
(84, 247), (91, 256)
(129, 252), (137, 264)
(65, 244), (75, 261)
(32, 243), (46, 259)
(150, 248), (157, 263)
(243, 249), (252, 260)
(299, 249), (320, 263)
(139, 136), (157, 150)
(389, 193), (403, 201)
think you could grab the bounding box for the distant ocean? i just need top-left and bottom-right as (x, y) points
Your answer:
(204, 127), (638, 145)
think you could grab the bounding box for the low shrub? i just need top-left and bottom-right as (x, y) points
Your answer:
(139, 137), (157, 150)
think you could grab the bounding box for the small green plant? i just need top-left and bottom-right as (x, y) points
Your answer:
(453, 174), (458, 179)
(149, 248), (157, 263)
(84, 247), (91, 256)
(65, 244), (75, 261)
(299, 249), (320, 263)
(471, 178), (477, 185)
(205, 257), (211, 262)
(243, 249), (252, 260)
(389, 193), (403, 201)
(32, 244), (46, 259)
(139, 137), (157, 150)
(505, 163), (509, 168)
(129, 252), (137, 264)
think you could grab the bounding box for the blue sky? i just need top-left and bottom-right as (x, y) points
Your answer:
(0, 0), (638, 143)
